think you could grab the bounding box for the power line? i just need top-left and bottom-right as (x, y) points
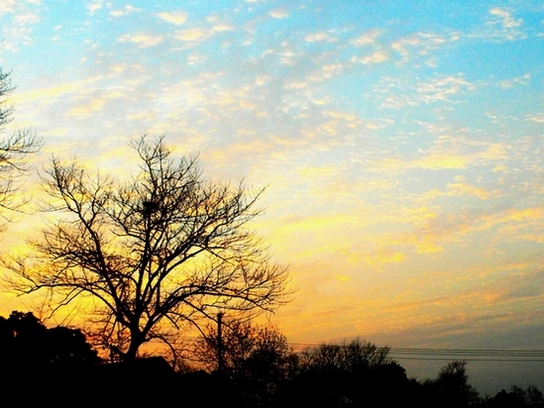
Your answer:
(183, 337), (544, 362)
(389, 347), (544, 362)
(286, 343), (544, 362)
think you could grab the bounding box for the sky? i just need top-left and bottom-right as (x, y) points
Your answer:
(1, 0), (544, 394)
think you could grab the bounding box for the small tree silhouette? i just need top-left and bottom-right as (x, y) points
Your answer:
(195, 319), (295, 406)
(426, 360), (479, 408)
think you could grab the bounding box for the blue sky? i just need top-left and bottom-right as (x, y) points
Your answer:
(1, 0), (544, 393)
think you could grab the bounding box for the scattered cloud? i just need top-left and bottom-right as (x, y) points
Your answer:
(526, 114), (544, 123)
(483, 7), (526, 41)
(378, 74), (475, 108)
(174, 28), (212, 43)
(498, 73), (531, 88)
(489, 8), (523, 29)
(109, 5), (141, 18)
(305, 32), (337, 43)
(416, 75), (475, 103)
(87, 2), (103, 15)
(352, 50), (388, 65)
(157, 11), (188, 25)
(352, 29), (382, 47)
(446, 181), (498, 200)
(118, 33), (163, 48)
(213, 23), (234, 32)
(0, 1), (42, 49)
(269, 9), (289, 19)
(391, 32), (453, 62)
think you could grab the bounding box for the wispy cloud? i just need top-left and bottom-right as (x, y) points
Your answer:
(352, 29), (382, 47)
(11, 76), (105, 104)
(526, 113), (544, 123)
(489, 8), (523, 29)
(109, 4), (141, 18)
(391, 32), (455, 62)
(351, 50), (388, 65)
(498, 73), (531, 88)
(378, 74), (475, 108)
(482, 7), (526, 41)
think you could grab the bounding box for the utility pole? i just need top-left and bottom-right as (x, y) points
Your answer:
(217, 312), (224, 373)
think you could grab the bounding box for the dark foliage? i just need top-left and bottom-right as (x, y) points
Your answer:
(421, 360), (480, 408)
(274, 339), (414, 408)
(0, 310), (100, 369)
(195, 320), (296, 407)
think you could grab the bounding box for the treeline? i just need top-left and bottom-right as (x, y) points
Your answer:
(1, 311), (542, 408)
(191, 320), (544, 408)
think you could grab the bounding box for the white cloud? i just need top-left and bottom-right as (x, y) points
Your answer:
(0, 2), (42, 49)
(416, 75), (475, 103)
(526, 114), (544, 123)
(174, 28), (211, 42)
(157, 11), (188, 25)
(269, 9), (288, 19)
(489, 8), (523, 29)
(110, 5), (140, 18)
(353, 50), (388, 65)
(0, 0), (15, 15)
(377, 74), (475, 109)
(305, 32), (336, 43)
(498, 73), (531, 88)
(391, 32), (452, 62)
(118, 34), (163, 48)
(352, 29), (381, 46)
(87, 2), (102, 15)
(483, 7), (526, 41)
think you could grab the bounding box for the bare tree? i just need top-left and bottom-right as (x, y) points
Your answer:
(0, 68), (41, 218)
(7, 135), (289, 361)
(194, 319), (296, 406)
(195, 319), (294, 374)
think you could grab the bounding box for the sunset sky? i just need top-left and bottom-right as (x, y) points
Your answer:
(1, 0), (543, 393)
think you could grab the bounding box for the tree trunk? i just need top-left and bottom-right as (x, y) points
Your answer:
(124, 332), (143, 362)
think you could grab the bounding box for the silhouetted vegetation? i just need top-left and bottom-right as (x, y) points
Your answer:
(275, 339), (416, 407)
(195, 320), (296, 406)
(0, 310), (100, 369)
(1, 311), (542, 407)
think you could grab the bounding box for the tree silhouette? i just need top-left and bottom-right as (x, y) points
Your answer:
(0, 310), (100, 368)
(7, 135), (289, 361)
(279, 339), (403, 407)
(424, 360), (479, 408)
(0, 68), (41, 220)
(195, 319), (295, 406)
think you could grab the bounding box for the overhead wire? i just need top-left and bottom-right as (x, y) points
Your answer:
(183, 337), (544, 362)
(286, 343), (544, 362)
